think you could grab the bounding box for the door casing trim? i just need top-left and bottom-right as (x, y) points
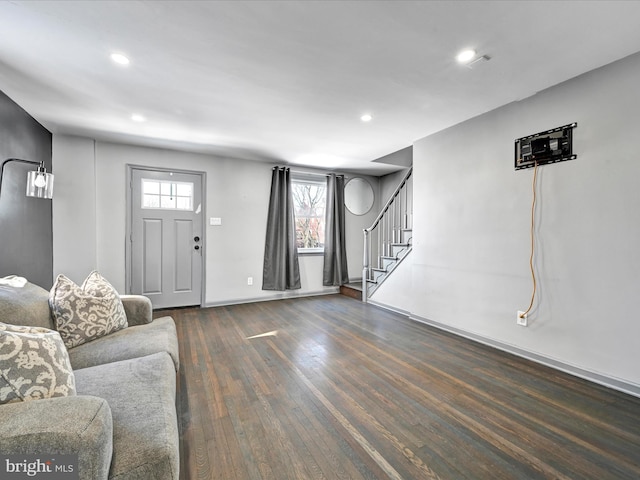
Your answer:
(125, 164), (206, 308)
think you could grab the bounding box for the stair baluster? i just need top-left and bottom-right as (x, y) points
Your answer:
(362, 167), (413, 302)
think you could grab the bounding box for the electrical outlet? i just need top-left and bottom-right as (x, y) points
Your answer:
(517, 311), (528, 326)
(247, 276), (253, 286)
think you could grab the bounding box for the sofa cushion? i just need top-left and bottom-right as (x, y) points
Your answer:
(49, 272), (128, 348)
(0, 395), (113, 480)
(74, 352), (179, 480)
(68, 316), (179, 372)
(0, 281), (54, 330)
(0, 323), (76, 404)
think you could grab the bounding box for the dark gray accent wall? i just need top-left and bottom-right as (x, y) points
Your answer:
(0, 90), (53, 289)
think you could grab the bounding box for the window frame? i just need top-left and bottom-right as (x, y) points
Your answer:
(291, 175), (327, 255)
(140, 178), (195, 211)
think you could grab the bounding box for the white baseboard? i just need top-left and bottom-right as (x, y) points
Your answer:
(204, 288), (340, 308)
(367, 298), (411, 317)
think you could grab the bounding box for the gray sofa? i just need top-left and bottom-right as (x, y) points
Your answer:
(0, 281), (180, 480)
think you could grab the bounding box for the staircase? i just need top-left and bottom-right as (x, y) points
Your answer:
(339, 282), (363, 300)
(362, 167), (413, 301)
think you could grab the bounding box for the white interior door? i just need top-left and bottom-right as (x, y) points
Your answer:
(129, 168), (203, 309)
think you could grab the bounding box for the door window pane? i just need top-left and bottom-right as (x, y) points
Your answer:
(143, 194), (160, 208)
(141, 179), (194, 211)
(143, 181), (159, 194)
(176, 183), (192, 197)
(160, 182), (172, 195)
(176, 197), (191, 210)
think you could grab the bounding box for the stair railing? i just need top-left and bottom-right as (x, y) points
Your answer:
(362, 167), (413, 301)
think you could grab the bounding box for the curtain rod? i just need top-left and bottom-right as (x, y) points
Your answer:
(272, 166), (343, 178)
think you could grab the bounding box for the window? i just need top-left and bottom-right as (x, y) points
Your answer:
(141, 179), (194, 210)
(292, 178), (326, 253)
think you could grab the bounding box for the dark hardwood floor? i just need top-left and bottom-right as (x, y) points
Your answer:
(158, 295), (640, 480)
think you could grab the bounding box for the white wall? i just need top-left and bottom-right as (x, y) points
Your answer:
(345, 175), (380, 281)
(373, 51), (640, 393)
(379, 168), (410, 210)
(52, 136), (97, 284)
(53, 137), (378, 305)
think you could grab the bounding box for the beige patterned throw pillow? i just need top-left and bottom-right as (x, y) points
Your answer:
(0, 323), (76, 404)
(49, 271), (128, 348)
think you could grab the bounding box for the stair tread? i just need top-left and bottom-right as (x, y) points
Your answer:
(340, 283), (362, 300)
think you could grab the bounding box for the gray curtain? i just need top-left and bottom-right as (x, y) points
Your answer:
(323, 174), (349, 286)
(262, 167), (301, 291)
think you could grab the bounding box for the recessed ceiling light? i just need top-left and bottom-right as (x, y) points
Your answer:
(131, 113), (146, 122)
(456, 49), (476, 64)
(360, 114), (372, 122)
(110, 53), (130, 66)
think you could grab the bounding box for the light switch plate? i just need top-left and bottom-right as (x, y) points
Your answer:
(210, 217), (222, 226)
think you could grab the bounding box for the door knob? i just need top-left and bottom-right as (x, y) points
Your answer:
(194, 236), (200, 242)
(194, 245), (200, 250)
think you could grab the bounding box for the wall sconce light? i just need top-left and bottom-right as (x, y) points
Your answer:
(0, 158), (54, 200)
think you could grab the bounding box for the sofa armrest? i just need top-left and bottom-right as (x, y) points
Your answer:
(120, 294), (153, 326)
(0, 396), (113, 480)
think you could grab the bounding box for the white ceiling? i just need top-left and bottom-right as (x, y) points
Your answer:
(2, 1), (640, 175)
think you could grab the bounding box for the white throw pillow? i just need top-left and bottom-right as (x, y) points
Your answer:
(0, 323), (76, 404)
(49, 271), (128, 348)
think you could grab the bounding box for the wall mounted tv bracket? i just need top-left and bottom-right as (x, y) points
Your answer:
(515, 123), (577, 170)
